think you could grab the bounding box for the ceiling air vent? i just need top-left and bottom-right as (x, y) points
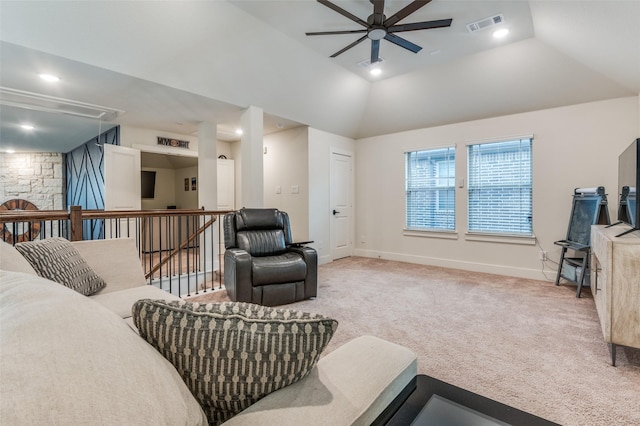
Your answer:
(466, 14), (504, 33)
(0, 87), (123, 121)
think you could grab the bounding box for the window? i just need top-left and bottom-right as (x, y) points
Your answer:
(467, 138), (532, 235)
(406, 147), (456, 230)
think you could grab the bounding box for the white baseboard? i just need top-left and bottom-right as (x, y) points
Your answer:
(353, 249), (558, 282)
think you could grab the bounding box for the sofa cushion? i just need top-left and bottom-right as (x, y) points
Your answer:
(0, 240), (37, 275)
(132, 300), (338, 425)
(72, 238), (147, 294)
(222, 335), (418, 426)
(0, 270), (207, 425)
(90, 284), (181, 318)
(15, 237), (106, 295)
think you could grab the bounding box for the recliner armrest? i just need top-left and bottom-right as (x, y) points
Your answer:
(287, 240), (314, 248)
(288, 246), (317, 298)
(224, 248), (253, 302)
(287, 246), (317, 265)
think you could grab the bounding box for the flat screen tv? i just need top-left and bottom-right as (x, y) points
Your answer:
(141, 170), (156, 199)
(617, 138), (639, 236)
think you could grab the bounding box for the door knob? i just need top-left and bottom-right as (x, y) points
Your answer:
(333, 209), (340, 215)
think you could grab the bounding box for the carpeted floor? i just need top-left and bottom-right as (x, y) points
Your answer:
(187, 257), (640, 426)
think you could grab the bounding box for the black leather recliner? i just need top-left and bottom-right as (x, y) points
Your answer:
(223, 208), (317, 306)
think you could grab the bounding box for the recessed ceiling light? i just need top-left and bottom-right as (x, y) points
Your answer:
(493, 28), (509, 39)
(21, 124), (35, 130)
(39, 73), (60, 82)
(235, 129), (243, 135)
(370, 67), (382, 76)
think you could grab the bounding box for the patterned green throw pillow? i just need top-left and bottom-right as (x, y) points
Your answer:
(15, 237), (106, 296)
(132, 300), (338, 425)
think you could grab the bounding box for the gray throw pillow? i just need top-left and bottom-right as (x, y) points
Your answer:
(15, 238), (106, 296)
(132, 300), (338, 425)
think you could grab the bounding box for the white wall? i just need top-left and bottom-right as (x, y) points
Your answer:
(230, 141), (242, 209)
(355, 96), (639, 280)
(261, 126), (356, 262)
(263, 127), (309, 241)
(309, 128), (356, 264)
(120, 125), (233, 210)
(120, 126), (199, 153)
(174, 166), (199, 209)
(120, 124), (233, 157)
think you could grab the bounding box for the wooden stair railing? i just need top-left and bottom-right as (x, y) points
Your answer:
(144, 216), (217, 280)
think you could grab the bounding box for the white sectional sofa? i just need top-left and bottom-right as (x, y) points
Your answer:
(0, 238), (417, 425)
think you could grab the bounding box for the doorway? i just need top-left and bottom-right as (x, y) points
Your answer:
(330, 150), (353, 260)
(140, 151), (199, 210)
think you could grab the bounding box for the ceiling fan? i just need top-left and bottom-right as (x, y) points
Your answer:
(306, 0), (452, 64)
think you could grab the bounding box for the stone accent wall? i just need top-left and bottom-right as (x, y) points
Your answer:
(0, 152), (65, 210)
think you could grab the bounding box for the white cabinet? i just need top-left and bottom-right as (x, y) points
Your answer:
(590, 225), (640, 365)
(217, 159), (234, 210)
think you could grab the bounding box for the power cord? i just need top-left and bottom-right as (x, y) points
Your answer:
(534, 234), (558, 282)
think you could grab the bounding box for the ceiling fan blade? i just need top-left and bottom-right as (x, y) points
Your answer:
(371, 39), (381, 64)
(384, 0), (432, 27)
(388, 18), (453, 33)
(306, 29), (368, 36)
(317, 0), (368, 28)
(384, 33), (422, 53)
(372, 0), (385, 25)
(330, 35), (368, 57)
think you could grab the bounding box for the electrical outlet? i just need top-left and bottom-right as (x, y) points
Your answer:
(539, 250), (547, 261)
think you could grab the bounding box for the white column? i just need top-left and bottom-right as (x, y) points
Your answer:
(198, 122), (218, 210)
(240, 105), (264, 207)
(197, 122), (218, 276)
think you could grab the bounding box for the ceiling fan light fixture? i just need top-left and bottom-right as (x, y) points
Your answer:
(493, 28), (509, 39)
(370, 67), (382, 76)
(39, 73), (60, 83)
(368, 28), (387, 41)
(308, 0), (452, 62)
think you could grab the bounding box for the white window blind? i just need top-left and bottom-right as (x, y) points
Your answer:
(406, 147), (456, 230)
(467, 138), (532, 235)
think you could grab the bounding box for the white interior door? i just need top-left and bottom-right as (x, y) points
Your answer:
(330, 151), (353, 260)
(104, 144), (141, 238)
(217, 159), (235, 210)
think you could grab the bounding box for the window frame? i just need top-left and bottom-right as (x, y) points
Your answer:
(405, 146), (457, 232)
(466, 136), (533, 237)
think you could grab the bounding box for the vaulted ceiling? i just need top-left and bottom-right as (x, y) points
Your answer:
(1, 1), (638, 152)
